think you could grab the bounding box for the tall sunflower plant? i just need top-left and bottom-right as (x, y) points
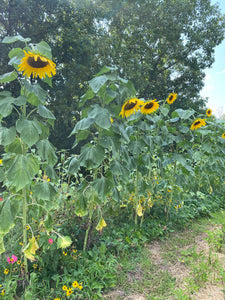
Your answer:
(0, 35), (72, 281)
(68, 66), (138, 250)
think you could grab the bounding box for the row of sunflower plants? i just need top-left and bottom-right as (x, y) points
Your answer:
(67, 65), (225, 248)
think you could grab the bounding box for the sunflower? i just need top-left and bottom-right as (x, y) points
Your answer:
(140, 99), (159, 115)
(190, 119), (206, 130)
(119, 98), (144, 118)
(18, 51), (56, 79)
(206, 109), (212, 117)
(166, 93), (177, 105)
(222, 133), (225, 139)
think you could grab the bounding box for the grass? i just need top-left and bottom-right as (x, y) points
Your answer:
(105, 210), (225, 299)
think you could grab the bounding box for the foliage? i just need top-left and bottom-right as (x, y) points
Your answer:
(1, 0), (225, 151)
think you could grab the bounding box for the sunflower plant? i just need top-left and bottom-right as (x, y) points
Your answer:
(0, 35), (71, 292)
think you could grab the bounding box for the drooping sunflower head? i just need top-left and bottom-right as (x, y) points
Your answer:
(206, 108), (212, 117)
(190, 118), (206, 131)
(119, 98), (144, 118)
(166, 93), (177, 105)
(140, 99), (159, 115)
(18, 51), (56, 79)
(222, 132), (225, 139)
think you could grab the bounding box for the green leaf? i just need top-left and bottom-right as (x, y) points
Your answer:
(160, 106), (170, 116)
(23, 236), (39, 262)
(7, 154), (39, 191)
(0, 198), (18, 237)
(0, 71), (17, 83)
(23, 81), (47, 104)
(44, 213), (53, 233)
(69, 118), (94, 136)
(72, 129), (90, 148)
(14, 96), (27, 106)
(8, 48), (24, 66)
(89, 106), (111, 129)
(0, 95), (14, 117)
(16, 118), (41, 147)
(2, 35), (31, 43)
(79, 88), (95, 107)
(36, 139), (58, 166)
(0, 127), (16, 146)
(38, 105), (56, 119)
(34, 41), (52, 59)
(5, 137), (23, 154)
(92, 176), (113, 198)
(89, 75), (108, 93)
(79, 144), (105, 169)
(110, 160), (129, 178)
(0, 236), (5, 254)
(57, 236), (72, 249)
(95, 66), (118, 76)
(33, 181), (57, 201)
(175, 109), (195, 120)
(68, 157), (80, 174)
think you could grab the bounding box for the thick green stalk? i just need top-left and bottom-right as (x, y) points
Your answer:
(134, 169), (139, 225)
(83, 208), (93, 252)
(22, 187), (28, 280)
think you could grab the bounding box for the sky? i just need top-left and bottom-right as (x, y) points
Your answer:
(200, 0), (225, 117)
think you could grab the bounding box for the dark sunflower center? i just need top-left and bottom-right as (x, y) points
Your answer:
(145, 102), (154, 109)
(169, 95), (173, 101)
(27, 56), (49, 68)
(194, 121), (201, 126)
(124, 101), (137, 110)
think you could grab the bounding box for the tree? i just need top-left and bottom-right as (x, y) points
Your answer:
(94, 0), (225, 111)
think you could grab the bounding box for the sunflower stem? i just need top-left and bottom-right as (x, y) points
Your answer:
(22, 187), (28, 282)
(134, 169), (139, 225)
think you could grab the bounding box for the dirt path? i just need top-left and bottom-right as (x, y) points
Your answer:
(104, 219), (225, 300)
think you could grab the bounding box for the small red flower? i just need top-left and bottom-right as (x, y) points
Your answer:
(48, 238), (53, 244)
(0, 197), (3, 201)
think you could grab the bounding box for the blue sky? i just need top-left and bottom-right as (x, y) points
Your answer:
(200, 0), (225, 117)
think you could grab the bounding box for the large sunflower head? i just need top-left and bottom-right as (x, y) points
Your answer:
(222, 132), (225, 139)
(18, 51), (56, 79)
(206, 108), (212, 117)
(140, 99), (159, 115)
(190, 118), (206, 131)
(166, 93), (177, 105)
(119, 98), (144, 118)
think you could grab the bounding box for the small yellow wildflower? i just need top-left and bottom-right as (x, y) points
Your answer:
(26, 225), (30, 230)
(78, 284), (83, 290)
(33, 264), (38, 269)
(0, 159), (2, 165)
(66, 288), (73, 296)
(72, 281), (79, 288)
(222, 132), (225, 139)
(62, 285), (67, 291)
(0, 284), (2, 287)
(1, 289), (5, 296)
(62, 251), (67, 256)
(19, 242), (23, 246)
(17, 260), (21, 265)
(111, 117), (114, 123)
(4, 269), (9, 275)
